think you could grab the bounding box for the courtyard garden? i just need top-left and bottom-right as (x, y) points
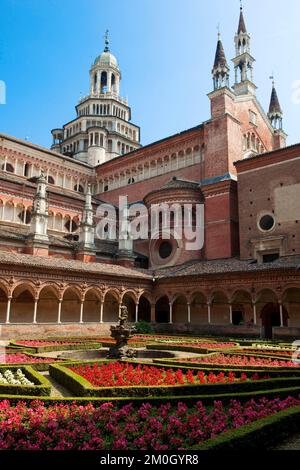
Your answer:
(0, 333), (299, 450)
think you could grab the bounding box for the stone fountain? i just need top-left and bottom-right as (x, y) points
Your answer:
(107, 305), (136, 359)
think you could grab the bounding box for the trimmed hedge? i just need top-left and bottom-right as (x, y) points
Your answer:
(194, 405), (300, 450)
(151, 357), (299, 372)
(49, 362), (300, 398)
(0, 385), (300, 407)
(0, 365), (51, 396)
(9, 340), (101, 353)
(151, 359), (300, 376)
(146, 343), (240, 354)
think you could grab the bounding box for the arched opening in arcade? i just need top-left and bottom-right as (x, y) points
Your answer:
(155, 296), (170, 323)
(0, 285), (7, 323)
(10, 285), (35, 323)
(122, 292), (136, 323)
(36, 286), (60, 323)
(231, 290), (253, 326)
(282, 288), (300, 327)
(61, 287), (81, 323)
(83, 289), (102, 322)
(211, 291), (230, 324)
(190, 292), (207, 324)
(257, 289), (288, 339)
(172, 295), (188, 323)
(137, 295), (151, 322)
(103, 291), (119, 322)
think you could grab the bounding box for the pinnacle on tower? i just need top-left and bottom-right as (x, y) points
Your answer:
(212, 32), (230, 90)
(232, 4), (256, 95)
(268, 78), (283, 130)
(238, 5), (247, 34)
(104, 29), (110, 52)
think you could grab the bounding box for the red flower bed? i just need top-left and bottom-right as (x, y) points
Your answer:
(168, 342), (237, 349)
(239, 348), (293, 358)
(182, 353), (298, 368)
(0, 353), (59, 364)
(0, 397), (299, 450)
(69, 362), (267, 387)
(16, 340), (80, 347)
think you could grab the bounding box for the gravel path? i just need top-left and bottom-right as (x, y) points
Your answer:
(272, 434), (300, 450)
(40, 371), (72, 398)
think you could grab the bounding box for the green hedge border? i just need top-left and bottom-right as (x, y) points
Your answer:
(9, 340), (102, 353)
(49, 361), (300, 398)
(0, 385), (299, 407)
(0, 365), (51, 396)
(193, 405), (300, 450)
(151, 358), (300, 374)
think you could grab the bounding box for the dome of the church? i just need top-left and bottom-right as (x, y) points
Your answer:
(94, 51), (118, 68)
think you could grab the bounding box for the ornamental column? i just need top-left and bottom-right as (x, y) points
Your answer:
(229, 304), (233, 324)
(33, 297), (38, 324)
(207, 302), (211, 324)
(252, 302), (257, 325)
(57, 299), (62, 324)
(187, 303), (191, 323)
(5, 297), (12, 324)
(100, 300), (104, 323)
(135, 303), (139, 323)
(79, 300), (84, 324)
(279, 302), (284, 327)
(169, 302), (173, 324)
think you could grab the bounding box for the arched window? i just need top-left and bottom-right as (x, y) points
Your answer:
(47, 175), (55, 185)
(101, 71), (107, 93)
(74, 184), (84, 193)
(24, 163), (31, 177)
(2, 163), (14, 173)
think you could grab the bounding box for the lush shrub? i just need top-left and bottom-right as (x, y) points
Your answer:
(134, 321), (154, 334)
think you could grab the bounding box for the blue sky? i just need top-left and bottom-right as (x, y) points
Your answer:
(0, 0), (299, 148)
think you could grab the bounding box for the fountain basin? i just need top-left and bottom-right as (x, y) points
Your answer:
(59, 348), (177, 361)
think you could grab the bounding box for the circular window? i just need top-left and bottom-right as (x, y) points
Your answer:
(259, 214), (275, 232)
(159, 241), (173, 259)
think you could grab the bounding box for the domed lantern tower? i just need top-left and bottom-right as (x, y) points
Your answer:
(51, 31), (141, 166)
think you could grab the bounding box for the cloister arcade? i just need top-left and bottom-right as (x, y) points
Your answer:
(1, 280), (299, 339)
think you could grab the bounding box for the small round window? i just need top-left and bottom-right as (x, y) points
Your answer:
(259, 214), (275, 232)
(159, 241), (173, 259)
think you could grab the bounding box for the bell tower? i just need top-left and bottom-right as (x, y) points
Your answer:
(232, 4), (256, 96)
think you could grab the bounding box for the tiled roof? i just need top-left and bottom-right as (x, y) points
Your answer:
(160, 177), (200, 191)
(0, 251), (152, 279)
(154, 256), (300, 279)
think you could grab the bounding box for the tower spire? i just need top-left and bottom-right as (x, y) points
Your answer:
(232, 3), (256, 96)
(212, 30), (230, 90)
(268, 76), (283, 130)
(238, 2), (247, 33)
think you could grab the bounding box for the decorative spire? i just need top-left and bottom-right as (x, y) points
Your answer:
(213, 33), (228, 69)
(238, 2), (247, 33)
(268, 76), (283, 130)
(269, 77), (282, 114)
(104, 29), (110, 52)
(78, 183), (96, 252)
(82, 184), (94, 225)
(212, 30), (230, 91)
